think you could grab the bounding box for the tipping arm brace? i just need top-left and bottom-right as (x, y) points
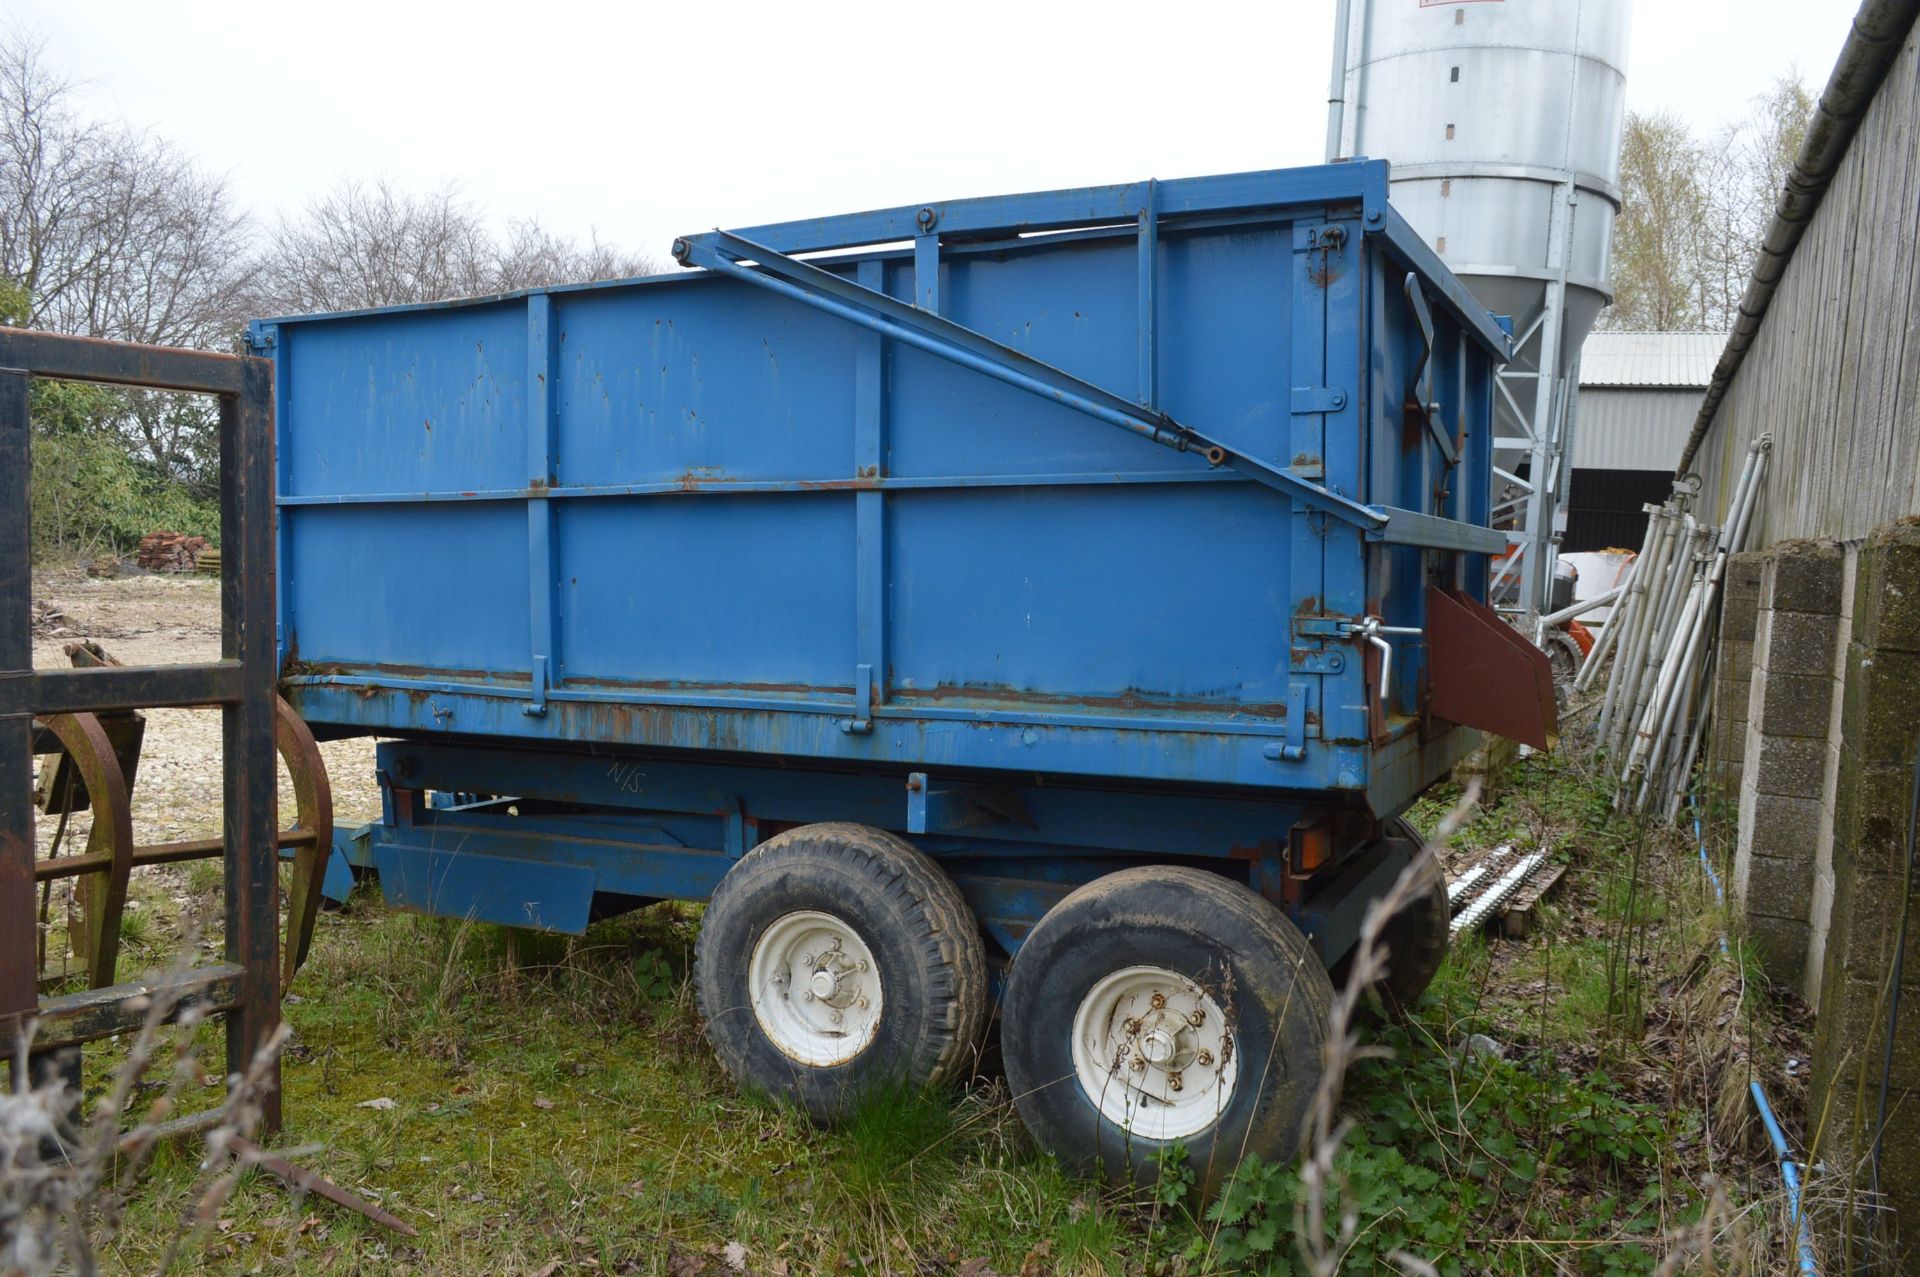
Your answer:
(673, 230), (1390, 534)
(673, 230), (1507, 555)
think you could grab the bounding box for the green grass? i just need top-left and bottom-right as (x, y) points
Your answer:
(1500, 935), (1619, 1044)
(70, 748), (1789, 1276)
(88, 896), (1108, 1276)
(184, 857), (225, 897)
(115, 900), (156, 951)
(832, 1081), (960, 1200)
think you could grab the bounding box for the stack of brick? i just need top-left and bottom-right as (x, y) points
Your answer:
(135, 531), (209, 572)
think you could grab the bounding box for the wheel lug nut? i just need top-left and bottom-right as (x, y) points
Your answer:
(1188, 1009), (1205, 1028)
(802, 990), (814, 1002)
(1123, 1018), (1142, 1035)
(856, 997), (869, 1009)
(1197, 1049), (1213, 1067)
(1130, 1056), (1146, 1072)
(829, 1010), (842, 1024)
(1168, 1071), (1184, 1092)
(1150, 993), (1167, 1010)
(800, 953), (814, 966)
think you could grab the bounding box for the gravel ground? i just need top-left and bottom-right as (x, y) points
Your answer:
(28, 569), (381, 919)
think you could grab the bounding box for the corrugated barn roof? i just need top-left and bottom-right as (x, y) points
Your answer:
(1579, 331), (1729, 389)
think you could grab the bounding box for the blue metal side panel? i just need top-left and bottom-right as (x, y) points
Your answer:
(265, 162), (1505, 812)
(557, 494), (856, 691)
(887, 483), (1290, 710)
(885, 239), (1151, 480)
(1309, 216), (1373, 747)
(288, 503), (531, 678)
(284, 301), (528, 497)
(373, 840), (596, 932)
(294, 682), (1370, 792)
(1370, 246), (1431, 719)
(1155, 227), (1298, 474)
(549, 281), (858, 487)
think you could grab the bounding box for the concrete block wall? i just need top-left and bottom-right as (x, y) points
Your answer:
(1731, 540), (1846, 985)
(1805, 548), (1858, 1005)
(1707, 551), (1767, 829)
(1804, 518), (1920, 1252)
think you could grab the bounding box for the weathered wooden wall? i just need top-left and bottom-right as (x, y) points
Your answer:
(1695, 29), (1920, 543)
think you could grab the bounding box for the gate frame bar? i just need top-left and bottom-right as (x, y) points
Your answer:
(0, 329), (281, 1129)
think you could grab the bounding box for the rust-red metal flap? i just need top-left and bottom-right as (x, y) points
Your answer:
(1425, 587), (1558, 751)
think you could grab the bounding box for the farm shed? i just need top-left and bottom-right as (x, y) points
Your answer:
(1562, 331), (1722, 552)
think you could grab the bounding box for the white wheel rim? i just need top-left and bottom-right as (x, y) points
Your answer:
(747, 910), (884, 1067)
(1069, 965), (1239, 1142)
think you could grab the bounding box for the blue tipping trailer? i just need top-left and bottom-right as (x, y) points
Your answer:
(256, 160), (1552, 1183)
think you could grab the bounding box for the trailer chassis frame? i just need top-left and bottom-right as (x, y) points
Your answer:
(344, 738), (1411, 971)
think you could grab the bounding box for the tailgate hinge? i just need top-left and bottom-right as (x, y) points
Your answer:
(1291, 616), (1352, 676)
(523, 655), (549, 717)
(1263, 683), (1309, 763)
(1290, 386), (1348, 415)
(840, 662), (874, 735)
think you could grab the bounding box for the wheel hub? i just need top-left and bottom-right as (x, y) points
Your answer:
(1070, 966), (1238, 1141)
(1137, 1016), (1193, 1069)
(747, 911), (884, 1066)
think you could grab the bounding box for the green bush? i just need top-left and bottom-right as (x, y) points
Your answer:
(29, 431), (219, 560)
(1164, 1033), (1679, 1276)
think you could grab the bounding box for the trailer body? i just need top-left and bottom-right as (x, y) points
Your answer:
(259, 160), (1544, 964)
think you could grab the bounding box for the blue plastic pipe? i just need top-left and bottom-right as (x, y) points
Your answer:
(1751, 1079), (1821, 1276)
(1693, 805), (1819, 1275)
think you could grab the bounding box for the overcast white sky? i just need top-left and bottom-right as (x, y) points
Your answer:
(4, 0), (1861, 265)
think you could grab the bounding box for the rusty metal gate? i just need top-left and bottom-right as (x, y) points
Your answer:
(0, 330), (291, 1131)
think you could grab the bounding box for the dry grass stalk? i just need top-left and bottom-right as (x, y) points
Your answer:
(1, 939), (289, 1277)
(1290, 779), (1482, 1276)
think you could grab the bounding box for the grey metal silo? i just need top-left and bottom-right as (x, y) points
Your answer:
(1330, 0), (1632, 620)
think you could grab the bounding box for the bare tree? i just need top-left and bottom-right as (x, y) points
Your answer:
(0, 29), (97, 328)
(248, 179), (490, 314)
(1604, 75), (1814, 333)
(493, 218), (655, 293)
(0, 29), (250, 349)
(1608, 111), (1708, 331)
(58, 131), (251, 348)
(0, 28), (251, 493)
(1693, 74), (1813, 329)
(251, 178), (657, 315)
